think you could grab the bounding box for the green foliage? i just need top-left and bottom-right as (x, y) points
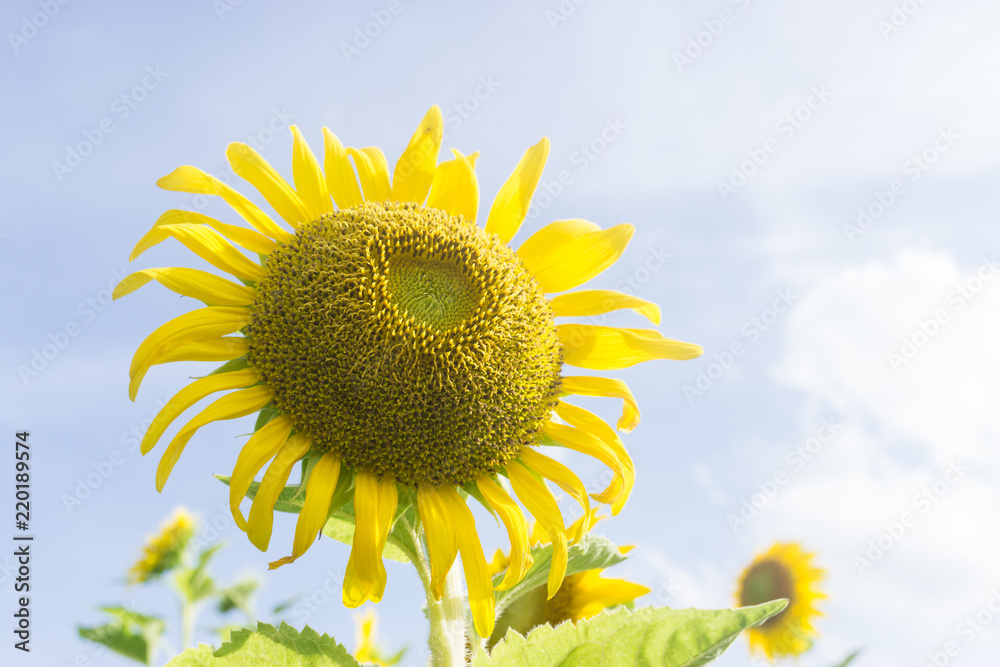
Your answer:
(175, 545), (221, 604)
(474, 601), (787, 667)
(494, 532), (628, 616)
(165, 622), (361, 666)
(217, 578), (259, 616)
(77, 606), (165, 665)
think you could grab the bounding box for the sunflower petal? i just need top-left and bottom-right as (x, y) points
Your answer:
(227, 142), (311, 228)
(290, 125), (333, 219)
(541, 421), (627, 511)
(426, 148), (479, 222)
(554, 401), (634, 515)
(437, 486), (495, 638)
(347, 147), (391, 202)
(140, 368), (259, 456)
(507, 461), (567, 599)
(153, 338), (248, 366)
(322, 128), (363, 209)
(129, 307), (250, 400)
(550, 289), (661, 325)
(229, 414), (294, 531)
(130, 223), (263, 283)
(156, 166), (292, 242)
(485, 138), (549, 244)
(417, 484), (458, 600)
(114, 267), (256, 307)
(475, 475), (531, 591)
(558, 324), (703, 369)
(559, 376), (641, 432)
(246, 433), (311, 550)
(391, 106), (443, 204)
(518, 221), (633, 293)
(343, 471), (396, 606)
(150, 209), (277, 255)
(156, 385), (273, 492)
(519, 447), (591, 539)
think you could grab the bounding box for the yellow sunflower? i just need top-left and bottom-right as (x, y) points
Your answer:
(735, 542), (826, 660)
(353, 610), (403, 666)
(487, 512), (650, 648)
(116, 106), (702, 637)
(128, 507), (195, 584)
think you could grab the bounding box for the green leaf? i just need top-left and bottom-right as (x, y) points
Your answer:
(165, 622), (361, 666)
(475, 601), (786, 667)
(78, 606), (165, 665)
(831, 650), (862, 667)
(175, 545), (221, 604)
(217, 578), (259, 616)
(494, 533), (628, 616)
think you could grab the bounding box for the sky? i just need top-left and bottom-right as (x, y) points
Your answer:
(2, 0), (1000, 665)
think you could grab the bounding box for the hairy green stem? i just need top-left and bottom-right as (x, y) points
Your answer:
(408, 522), (468, 667)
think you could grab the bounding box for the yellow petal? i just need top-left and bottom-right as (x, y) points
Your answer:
(140, 368), (259, 456)
(554, 401), (634, 515)
(153, 337), (248, 366)
(114, 267), (256, 307)
(151, 209), (277, 255)
(129, 307), (250, 400)
(227, 142), (311, 228)
(390, 106), (443, 204)
(426, 148), (480, 222)
(347, 147), (391, 202)
(485, 137), (549, 244)
(541, 421), (626, 511)
(245, 432), (312, 550)
(322, 128), (363, 209)
(518, 221), (633, 293)
(571, 570), (651, 620)
(156, 166), (292, 242)
(417, 484), (458, 600)
(558, 324), (703, 370)
(290, 126), (333, 219)
(130, 223), (263, 283)
(475, 475), (531, 591)
(229, 414), (294, 531)
(507, 461), (567, 599)
(559, 376), (641, 433)
(437, 486), (495, 638)
(550, 289), (661, 325)
(343, 471), (396, 606)
(156, 385), (273, 492)
(518, 447), (591, 539)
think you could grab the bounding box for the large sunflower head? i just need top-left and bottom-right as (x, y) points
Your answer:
(128, 507), (195, 584)
(116, 107), (702, 637)
(735, 542), (826, 661)
(487, 512), (650, 649)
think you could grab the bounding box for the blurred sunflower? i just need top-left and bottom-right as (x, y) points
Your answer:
(487, 513), (649, 648)
(128, 507), (195, 584)
(353, 610), (403, 666)
(116, 106), (701, 636)
(735, 542), (825, 660)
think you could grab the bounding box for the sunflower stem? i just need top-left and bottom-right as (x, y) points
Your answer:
(408, 522), (468, 667)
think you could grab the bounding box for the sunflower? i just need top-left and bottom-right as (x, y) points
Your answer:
(128, 507), (195, 584)
(353, 610), (403, 666)
(487, 513), (650, 648)
(735, 542), (826, 660)
(116, 106), (702, 637)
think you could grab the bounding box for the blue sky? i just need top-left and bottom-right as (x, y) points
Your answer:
(3, 1), (1000, 665)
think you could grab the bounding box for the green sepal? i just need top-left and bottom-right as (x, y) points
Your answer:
(474, 601), (788, 667)
(165, 622), (361, 666)
(253, 404), (280, 432)
(78, 606), (165, 665)
(207, 356), (249, 377)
